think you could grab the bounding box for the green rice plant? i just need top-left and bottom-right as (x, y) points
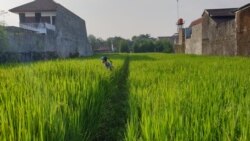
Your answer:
(0, 56), (124, 141)
(125, 53), (250, 141)
(1, 53), (249, 141)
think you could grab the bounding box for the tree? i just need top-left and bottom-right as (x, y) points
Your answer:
(88, 34), (97, 49)
(88, 34), (174, 53)
(96, 37), (106, 48)
(88, 35), (108, 50)
(131, 34), (156, 53)
(155, 40), (173, 53)
(119, 39), (130, 53)
(107, 36), (130, 53)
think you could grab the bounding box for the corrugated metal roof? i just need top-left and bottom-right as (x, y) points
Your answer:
(205, 8), (238, 17)
(9, 0), (58, 13)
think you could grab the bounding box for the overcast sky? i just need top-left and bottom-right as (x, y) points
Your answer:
(0, 0), (248, 39)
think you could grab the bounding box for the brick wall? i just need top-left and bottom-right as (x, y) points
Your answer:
(236, 6), (250, 56)
(202, 13), (237, 55)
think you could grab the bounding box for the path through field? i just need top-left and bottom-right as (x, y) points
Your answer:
(95, 57), (129, 141)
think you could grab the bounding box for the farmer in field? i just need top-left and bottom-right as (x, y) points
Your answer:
(101, 56), (113, 70)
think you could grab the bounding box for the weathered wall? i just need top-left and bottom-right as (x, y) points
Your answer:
(174, 45), (185, 53)
(174, 28), (185, 53)
(178, 28), (185, 45)
(55, 5), (92, 57)
(1, 3), (93, 62)
(0, 26), (57, 62)
(185, 23), (202, 54)
(6, 27), (44, 53)
(202, 13), (237, 55)
(236, 7), (250, 56)
(202, 13), (212, 55)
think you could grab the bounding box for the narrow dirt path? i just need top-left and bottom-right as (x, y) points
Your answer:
(94, 56), (130, 141)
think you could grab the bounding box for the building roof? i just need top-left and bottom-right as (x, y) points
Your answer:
(235, 3), (250, 12)
(203, 8), (238, 17)
(9, 0), (58, 13)
(189, 18), (203, 27)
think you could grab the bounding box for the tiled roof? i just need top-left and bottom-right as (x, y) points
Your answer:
(189, 18), (203, 27)
(9, 0), (58, 13)
(204, 8), (238, 17)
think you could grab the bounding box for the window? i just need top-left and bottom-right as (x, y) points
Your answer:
(41, 16), (50, 24)
(19, 13), (25, 23)
(35, 13), (41, 23)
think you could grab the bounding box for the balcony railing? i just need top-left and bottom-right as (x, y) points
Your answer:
(20, 23), (56, 34)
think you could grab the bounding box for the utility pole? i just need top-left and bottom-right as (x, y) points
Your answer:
(177, 0), (179, 19)
(111, 39), (114, 52)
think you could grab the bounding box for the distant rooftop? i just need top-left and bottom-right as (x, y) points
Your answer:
(189, 18), (203, 27)
(235, 3), (250, 12)
(204, 8), (238, 17)
(9, 0), (58, 13)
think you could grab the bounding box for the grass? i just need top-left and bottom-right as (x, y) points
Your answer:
(0, 53), (249, 141)
(125, 53), (250, 141)
(0, 56), (124, 141)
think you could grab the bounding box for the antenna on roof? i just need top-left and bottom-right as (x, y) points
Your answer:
(176, 0), (184, 30)
(176, 0), (179, 19)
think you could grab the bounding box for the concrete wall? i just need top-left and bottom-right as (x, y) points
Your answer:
(1, 4), (93, 62)
(174, 28), (185, 53)
(6, 27), (44, 53)
(177, 28), (185, 45)
(55, 5), (92, 57)
(236, 6), (250, 56)
(202, 13), (237, 55)
(185, 23), (202, 54)
(1, 26), (57, 62)
(174, 45), (185, 53)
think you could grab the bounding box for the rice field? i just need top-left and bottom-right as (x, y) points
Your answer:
(0, 53), (249, 141)
(0, 56), (125, 141)
(125, 54), (250, 141)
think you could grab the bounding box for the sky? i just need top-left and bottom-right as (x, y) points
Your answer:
(0, 0), (249, 39)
